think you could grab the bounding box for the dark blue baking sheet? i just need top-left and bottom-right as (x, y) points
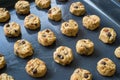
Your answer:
(0, 0), (120, 80)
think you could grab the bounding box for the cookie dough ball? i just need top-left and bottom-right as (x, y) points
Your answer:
(97, 58), (116, 76)
(24, 14), (40, 30)
(82, 15), (100, 30)
(53, 46), (73, 65)
(38, 29), (56, 46)
(14, 39), (34, 58)
(114, 46), (120, 58)
(15, 0), (30, 14)
(76, 39), (94, 56)
(0, 8), (10, 22)
(70, 2), (86, 16)
(70, 68), (92, 80)
(35, 0), (51, 9)
(0, 73), (14, 80)
(0, 54), (6, 69)
(25, 58), (47, 77)
(3, 22), (21, 37)
(61, 19), (79, 36)
(99, 27), (117, 44)
(48, 7), (62, 21)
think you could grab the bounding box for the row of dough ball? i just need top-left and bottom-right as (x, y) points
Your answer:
(0, 52), (116, 79)
(1, 1), (86, 22)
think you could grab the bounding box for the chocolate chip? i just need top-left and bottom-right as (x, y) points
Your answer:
(48, 10), (52, 14)
(84, 73), (89, 78)
(107, 32), (111, 38)
(32, 69), (37, 74)
(46, 29), (50, 33)
(35, 23), (38, 26)
(101, 61), (106, 65)
(14, 30), (18, 33)
(57, 54), (64, 59)
(15, 50), (19, 55)
(0, 54), (3, 57)
(58, 0), (68, 2)
(65, 23), (68, 26)
(21, 40), (25, 44)
(6, 23), (10, 27)
(74, 6), (78, 8)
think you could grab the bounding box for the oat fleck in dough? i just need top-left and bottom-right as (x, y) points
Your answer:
(48, 6), (62, 21)
(14, 39), (34, 58)
(99, 27), (117, 44)
(15, 0), (30, 14)
(25, 58), (47, 77)
(82, 15), (100, 30)
(24, 14), (40, 30)
(70, 2), (86, 16)
(114, 46), (120, 58)
(38, 29), (56, 46)
(0, 54), (6, 69)
(61, 19), (79, 37)
(3, 22), (21, 37)
(70, 68), (92, 80)
(76, 39), (94, 56)
(0, 8), (10, 22)
(0, 73), (14, 80)
(97, 58), (116, 76)
(53, 46), (73, 65)
(35, 0), (51, 9)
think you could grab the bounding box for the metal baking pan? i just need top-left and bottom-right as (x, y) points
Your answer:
(0, 0), (120, 80)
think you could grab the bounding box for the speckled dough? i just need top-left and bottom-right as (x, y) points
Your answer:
(114, 46), (120, 58)
(15, 0), (30, 14)
(48, 7), (62, 21)
(35, 0), (51, 9)
(4, 22), (21, 37)
(0, 54), (6, 69)
(24, 14), (40, 30)
(99, 27), (117, 44)
(76, 39), (94, 56)
(38, 29), (56, 46)
(61, 19), (79, 36)
(0, 8), (10, 22)
(25, 58), (47, 77)
(70, 68), (92, 80)
(53, 46), (73, 65)
(0, 73), (14, 80)
(82, 15), (100, 30)
(14, 39), (34, 58)
(97, 58), (116, 76)
(70, 2), (86, 16)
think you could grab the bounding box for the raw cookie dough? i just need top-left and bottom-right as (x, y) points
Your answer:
(0, 8), (10, 22)
(97, 58), (116, 76)
(25, 58), (47, 77)
(48, 6), (62, 21)
(70, 68), (92, 80)
(0, 54), (6, 69)
(14, 39), (34, 58)
(0, 73), (14, 80)
(114, 46), (120, 58)
(35, 0), (51, 9)
(99, 27), (117, 44)
(70, 2), (86, 16)
(15, 0), (30, 14)
(76, 39), (94, 56)
(3, 22), (21, 37)
(82, 15), (100, 30)
(24, 14), (40, 30)
(61, 19), (79, 36)
(53, 46), (73, 65)
(38, 29), (56, 46)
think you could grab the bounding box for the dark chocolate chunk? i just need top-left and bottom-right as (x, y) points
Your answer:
(6, 23), (10, 27)
(57, 54), (64, 59)
(21, 40), (25, 44)
(107, 32), (111, 38)
(84, 73), (89, 78)
(32, 69), (37, 74)
(14, 30), (18, 33)
(101, 61), (106, 65)
(74, 6), (78, 8)
(48, 10), (52, 14)
(46, 29), (50, 33)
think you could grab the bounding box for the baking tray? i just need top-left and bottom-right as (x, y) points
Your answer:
(0, 0), (120, 80)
